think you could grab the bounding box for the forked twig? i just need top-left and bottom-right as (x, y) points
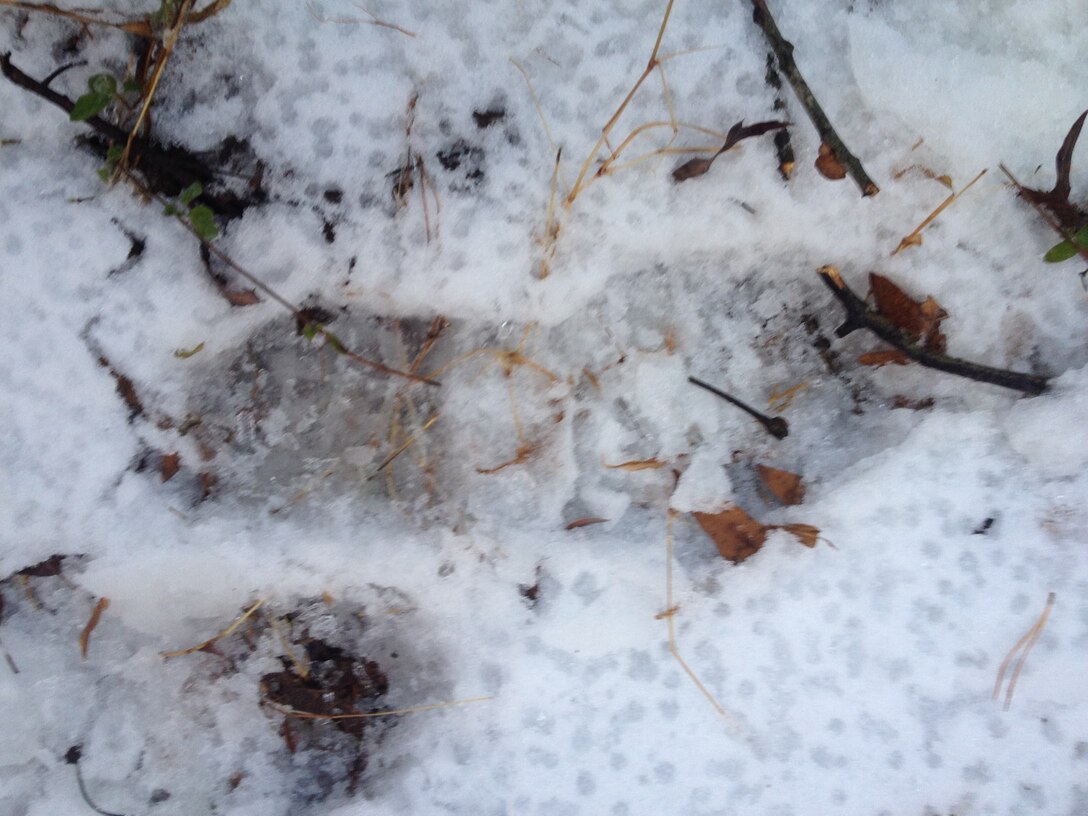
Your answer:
(993, 592), (1055, 711)
(999, 163), (1088, 265)
(748, 0), (878, 196)
(817, 266), (1048, 395)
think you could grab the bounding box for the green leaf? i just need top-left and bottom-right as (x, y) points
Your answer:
(105, 144), (124, 163)
(97, 167), (111, 181)
(1044, 241), (1077, 262)
(188, 205), (218, 241)
(122, 78), (142, 94)
(87, 73), (117, 97)
(162, 203), (179, 216)
(301, 322), (320, 341)
(69, 92), (110, 121)
(1074, 225), (1088, 247)
(178, 182), (203, 206)
(173, 342), (205, 359)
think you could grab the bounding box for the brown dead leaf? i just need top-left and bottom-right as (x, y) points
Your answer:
(78, 597), (109, 660)
(564, 517), (609, 530)
(755, 464), (805, 506)
(672, 157), (715, 182)
(858, 349), (909, 367)
(693, 506), (767, 564)
(815, 143), (847, 180)
(770, 523), (820, 548)
(225, 288), (260, 307)
(161, 452), (181, 482)
(868, 273), (947, 352)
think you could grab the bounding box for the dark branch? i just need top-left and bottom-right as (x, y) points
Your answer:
(817, 266), (1048, 396)
(748, 0), (878, 196)
(688, 376), (789, 439)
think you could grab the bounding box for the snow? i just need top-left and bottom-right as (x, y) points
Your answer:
(1, 1), (1087, 814)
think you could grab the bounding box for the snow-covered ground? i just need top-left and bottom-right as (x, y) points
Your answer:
(1, 2), (1086, 814)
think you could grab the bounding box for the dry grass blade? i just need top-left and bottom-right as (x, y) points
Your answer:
(161, 599), (264, 658)
(369, 413), (440, 479)
(892, 168), (987, 255)
(662, 510), (740, 726)
(270, 695), (492, 720)
(117, 0), (195, 177)
(993, 592), (1055, 711)
(306, 0), (416, 37)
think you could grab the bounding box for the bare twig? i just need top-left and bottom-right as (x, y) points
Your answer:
(817, 266), (1048, 395)
(748, 0), (878, 196)
(688, 376), (789, 439)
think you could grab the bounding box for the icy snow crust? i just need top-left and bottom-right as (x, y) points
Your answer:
(1, 1), (1087, 814)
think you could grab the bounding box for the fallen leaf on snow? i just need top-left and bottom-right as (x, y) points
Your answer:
(815, 143), (847, 180)
(868, 273), (948, 353)
(755, 464), (806, 505)
(693, 506), (767, 563)
(161, 452), (181, 482)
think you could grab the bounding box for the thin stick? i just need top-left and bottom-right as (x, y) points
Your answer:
(749, 0), (877, 196)
(688, 376), (789, 439)
(161, 599), (264, 658)
(994, 592), (1055, 711)
(270, 695), (492, 720)
(0, 635), (18, 674)
(817, 265), (1049, 395)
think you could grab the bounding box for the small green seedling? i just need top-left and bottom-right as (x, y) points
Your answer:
(163, 182), (219, 241)
(70, 73), (141, 122)
(1043, 225), (1088, 263)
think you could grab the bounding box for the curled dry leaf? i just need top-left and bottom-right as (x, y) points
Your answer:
(672, 120), (789, 182)
(672, 157), (715, 182)
(78, 597), (110, 660)
(755, 464), (805, 506)
(815, 143), (847, 180)
(564, 517), (609, 530)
